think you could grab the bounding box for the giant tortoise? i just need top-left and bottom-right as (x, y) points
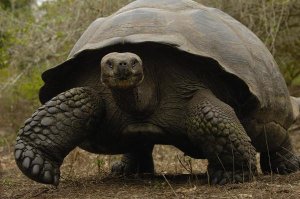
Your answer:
(15, 0), (300, 185)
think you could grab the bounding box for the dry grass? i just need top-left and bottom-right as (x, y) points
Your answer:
(1, 129), (300, 199)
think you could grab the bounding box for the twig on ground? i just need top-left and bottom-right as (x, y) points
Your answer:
(162, 173), (179, 198)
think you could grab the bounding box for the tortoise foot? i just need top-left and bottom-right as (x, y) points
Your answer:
(261, 152), (300, 174)
(111, 153), (154, 176)
(111, 160), (137, 176)
(260, 137), (300, 174)
(274, 155), (300, 174)
(15, 139), (60, 185)
(208, 168), (255, 185)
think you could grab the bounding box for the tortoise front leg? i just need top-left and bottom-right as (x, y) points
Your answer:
(15, 87), (103, 185)
(186, 89), (257, 184)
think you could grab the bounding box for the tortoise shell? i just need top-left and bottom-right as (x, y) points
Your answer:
(39, 0), (293, 128)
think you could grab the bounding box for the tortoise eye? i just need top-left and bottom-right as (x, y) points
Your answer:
(132, 59), (138, 68)
(107, 60), (113, 68)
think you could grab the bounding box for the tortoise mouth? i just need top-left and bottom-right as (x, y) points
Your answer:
(102, 73), (144, 89)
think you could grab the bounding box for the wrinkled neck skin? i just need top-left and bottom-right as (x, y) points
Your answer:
(111, 74), (158, 117)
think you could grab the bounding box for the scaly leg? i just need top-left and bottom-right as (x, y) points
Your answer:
(186, 89), (257, 184)
(15, 87), (103, 185)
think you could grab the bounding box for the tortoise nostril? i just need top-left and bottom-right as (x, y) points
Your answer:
(119, 61), (128, 67)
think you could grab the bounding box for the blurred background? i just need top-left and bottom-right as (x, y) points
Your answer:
(0, 0), (299, 141)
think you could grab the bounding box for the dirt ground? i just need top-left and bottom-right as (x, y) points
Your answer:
(1, 128), (300, 199)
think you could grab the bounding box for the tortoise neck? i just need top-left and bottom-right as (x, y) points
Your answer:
(111, 74), (158, 117)
(111, 88), (139, 113)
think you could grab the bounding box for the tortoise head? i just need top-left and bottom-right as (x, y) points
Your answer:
(100, 52), (144, 89)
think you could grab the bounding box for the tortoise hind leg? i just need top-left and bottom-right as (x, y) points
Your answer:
(258, 122), (300, 174)
(186, 89), (257, 184)
(15, 87), (103, 185)
(111, 145), (154, 175)
(243, 120), (300, 174)
(260, 135), (300, 174)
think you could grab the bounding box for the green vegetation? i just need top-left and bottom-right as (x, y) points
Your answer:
(0, 0), (299, 133)
(96, 156), (105, 174)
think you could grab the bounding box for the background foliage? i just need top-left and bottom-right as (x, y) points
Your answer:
(0, 0), (299, 133)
